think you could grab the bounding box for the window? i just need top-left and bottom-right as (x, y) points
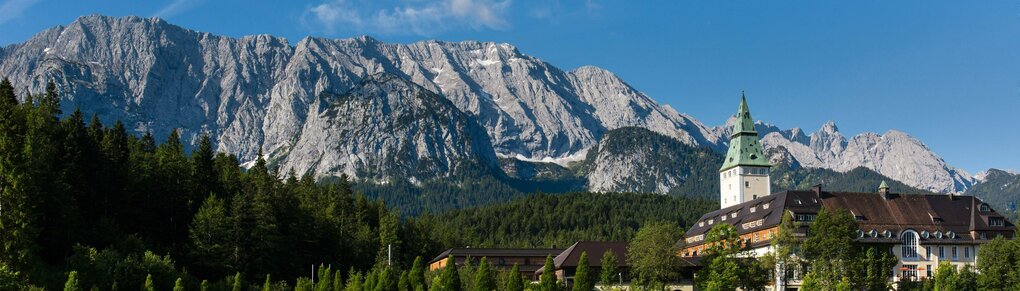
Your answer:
(980, 232), (987, 240)
(952, 247), (958, 260)
(750, 206), (756, 213)
(980, 204), (991, 212)
(796, 214), (815, 222)
(926, 265), (932, 278)
(938, 246), (945, 259)
(731, 212), (737, 218)
(721, 215), (727, 221)
(965, 247), (970, 258)
(901, 231), (918, 258)
(990, 217), (1005, 227)
(926, 247), (931, 260)
(753, 233), (759, 242)
(901, 265), (917, 280)
(745, 181), (750, 188)
(763, 203), (769, 209)
(921, 231), (929, 239)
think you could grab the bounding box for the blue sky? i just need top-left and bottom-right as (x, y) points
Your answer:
(1, 0), (1018, 173)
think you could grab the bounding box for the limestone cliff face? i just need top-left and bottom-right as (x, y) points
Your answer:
(0, 15), (979, 193)
(759, 122), (974, 193)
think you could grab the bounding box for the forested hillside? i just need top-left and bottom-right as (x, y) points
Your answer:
(418, 193), (716, 248)
(967, 169), (1020, 220)
(0, 79), (445, 289)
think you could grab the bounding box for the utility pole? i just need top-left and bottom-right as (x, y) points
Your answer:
(388, 244), (393, 266)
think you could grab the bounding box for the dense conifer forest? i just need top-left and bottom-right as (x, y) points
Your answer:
(0, 79), (715, 289)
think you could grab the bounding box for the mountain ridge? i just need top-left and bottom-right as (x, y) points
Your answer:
(0, 14), (988, 194)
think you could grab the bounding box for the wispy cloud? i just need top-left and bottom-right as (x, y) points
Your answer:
(154, 0), (205, 18)
(303, 0), (512, 36)
(0, 0), (40, 24)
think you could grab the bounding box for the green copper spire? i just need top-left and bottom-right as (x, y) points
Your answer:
(879, 180), (889, 191)
(731, 92), (757, 137)
(720, 93), (771, 171)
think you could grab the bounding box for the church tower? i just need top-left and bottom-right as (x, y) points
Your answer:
(719, 93), (772, 209)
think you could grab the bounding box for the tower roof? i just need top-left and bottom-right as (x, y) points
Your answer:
(720, 93), (771, 171)
(731, 92), (757, 137)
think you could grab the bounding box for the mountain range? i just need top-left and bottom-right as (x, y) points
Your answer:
(0, 15), (1009, 203)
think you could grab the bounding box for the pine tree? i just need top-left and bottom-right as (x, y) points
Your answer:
(173, 278), (185, 291)
(143, 274), (156, 291)
(473, 257), (495, 291)
(571, 252), (592, 291)
(503, 264), (523, 291)
(540, 255), (556, 291)
(598, 251), (618, 286)
(64, 270), (81, 291)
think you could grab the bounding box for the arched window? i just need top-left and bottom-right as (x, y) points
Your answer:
(901, 231), (918, 258)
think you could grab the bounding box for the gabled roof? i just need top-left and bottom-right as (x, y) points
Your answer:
(535, 241), (628, 274)
(429, 248), (564, 264)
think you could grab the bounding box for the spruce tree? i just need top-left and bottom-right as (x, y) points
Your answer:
(192, 134), (219, 206)
(571, 252), (592, 291)
(598, 251), (618, 286)
(143, 274), (156, 291)
(173, 278), (185, 291)
(232, 272), (243, 291)
(439, 256), (461, 291)
(262, 274), (272, 291)
(0, 77), (36, 287)
(189, 194), (231, 277)
(503, 264), (523, 291)
(473, 257), (495, 291)
(409, 256), (426, 291)
(64, 270), (81, 291)
(398, 270), (410, 291)
(540, 255), (556, 291)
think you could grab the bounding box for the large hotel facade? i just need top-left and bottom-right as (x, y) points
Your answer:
(680, 96), (1015, 290)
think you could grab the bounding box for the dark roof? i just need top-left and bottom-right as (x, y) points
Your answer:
(535, 241), (628, 274)
(429, 248), (564, 264)
(684, 188), (1015, 249)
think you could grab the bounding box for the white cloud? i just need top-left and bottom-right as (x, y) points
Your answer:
(154, 0), (205, 18)
(0, 0), (40, 24)
(303, 0), (512, 36)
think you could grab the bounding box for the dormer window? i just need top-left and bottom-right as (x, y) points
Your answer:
(935, 231), (943, 239)
(763, 203), (770, 210)
(869, 230), (878, 238)
(980, 204), (991, 212)
(990, 217), (1005, 227)
(883, 230), (893, 238)
(921, 231), (930, 239)
(750, 206), (757, 213)
(947, 231), (956, 239)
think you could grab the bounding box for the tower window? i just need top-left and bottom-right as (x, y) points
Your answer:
(745, 181), (750, 188)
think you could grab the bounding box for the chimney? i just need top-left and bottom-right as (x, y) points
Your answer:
(811, 184), (822, 195)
